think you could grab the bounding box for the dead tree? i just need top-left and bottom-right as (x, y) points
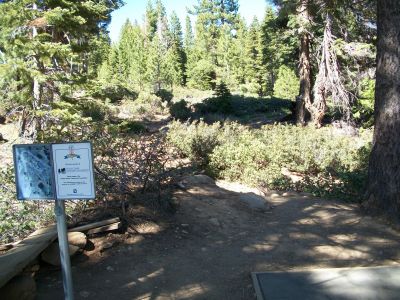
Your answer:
(307, 13), (352, 128)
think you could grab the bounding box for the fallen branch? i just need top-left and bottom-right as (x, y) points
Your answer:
(68, 217), (120, 233)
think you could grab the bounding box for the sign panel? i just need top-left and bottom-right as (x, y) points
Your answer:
(52, 142), (95, 199)
(13, 144), (55, 200)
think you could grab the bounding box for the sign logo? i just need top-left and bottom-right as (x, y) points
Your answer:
(64, 146), (80, 159)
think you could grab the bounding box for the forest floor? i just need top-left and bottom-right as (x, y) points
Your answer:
(35, 174), (400, 300)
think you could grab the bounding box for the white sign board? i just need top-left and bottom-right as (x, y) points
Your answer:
(52, 142), (95, 199)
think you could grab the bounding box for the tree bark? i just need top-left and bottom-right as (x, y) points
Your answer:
(296, 0), (312, 126)
(364, 0), (400, 221)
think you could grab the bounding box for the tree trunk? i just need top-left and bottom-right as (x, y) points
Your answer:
(308, 13), (331, 128)
(296, 0), (312, 126)
(364, 0), (400, 221)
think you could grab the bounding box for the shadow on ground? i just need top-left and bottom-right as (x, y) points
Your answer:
(35, 175), (400, 300)
(173, 95), (294, 128)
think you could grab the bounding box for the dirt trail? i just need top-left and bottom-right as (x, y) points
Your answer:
(36, 175), (400, 300)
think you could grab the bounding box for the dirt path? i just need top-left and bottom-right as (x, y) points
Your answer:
(36, 175), (400, 300)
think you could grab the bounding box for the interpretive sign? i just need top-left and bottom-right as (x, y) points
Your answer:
(52, 142), (95, 200)
(13, 142), (95, 200)
(13, 144), (55, 200)
(12, 141), (96, 300)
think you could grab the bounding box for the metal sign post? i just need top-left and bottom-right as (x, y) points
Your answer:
(13, 141), (95, 300)
(54, 200), (74, 300)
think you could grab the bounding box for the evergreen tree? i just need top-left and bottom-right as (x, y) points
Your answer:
(145, 0), (158, 41)
(184, 16), (195, 85)
(146, 35), (166, 90)
(184, 16), (194, 50)
(365, 0), (400, 221)
(191, 0), (239, 64)
(230, 18), (247, 87)
(245, 18), (266, 96)
(261, 6), (280, 95)
(167, 12), (185, 86)
(0, 0), (122, 138)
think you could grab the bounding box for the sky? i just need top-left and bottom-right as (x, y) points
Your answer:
(108, 0), (269, 42)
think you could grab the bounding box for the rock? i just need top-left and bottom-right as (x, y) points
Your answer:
(176, 182), (186, 189)
(106, 266), (114, 272)
(209, 218), (220, 227)
(0, 133), (7, 143)
(239, 193), (268, 210)
(0, 243), (13, 251)
(134, 222), (161, 234)
(99, 241), (114, 251)
(67, 232), (87, 249)
(281, 167), (303, 183)
(185, 175), (215, 185)
(282, 191), (298, 197)
(0, 274), (36, 300)
(28, 264), (40, 273)
(331, 120), (359, 136)
(79, 290), (90, 298)
(41, 242), (80, 266)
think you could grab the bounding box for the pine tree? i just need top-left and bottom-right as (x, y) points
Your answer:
(184, 16), (194, 50)
(230, 18), (247, 87)
(167, 12), (185, 86)
(146, 35), (166, 90)
(216, 24), (235, 85)
(184, 16), (194, 85)
(145, 0), (158, 41)
(245, 18), (266, 96)
(191, 0), (239, 64)
(261, 6), (280, 96)
(365, 0), (400, 221)
(0, 0), (122, 138)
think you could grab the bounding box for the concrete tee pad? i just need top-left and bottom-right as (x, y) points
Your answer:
(252, 266), (400, 300)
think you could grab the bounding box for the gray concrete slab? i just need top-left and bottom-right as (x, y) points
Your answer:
(252, 266), (400, 300)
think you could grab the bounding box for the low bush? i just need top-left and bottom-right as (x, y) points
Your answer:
(169, 99), (191, 121)
(80, 99), (112, 122)
(118, 120), (146, 134)
(0, 168), (54, 244)
(155, 89), (173, 103)
(167, 120), (224, 166)
(91, 84), (138, 103)
(273, 65), (300, 100)
(353, 78), (375, 128)
(168, 121), (372, 199)
(126, 91), (165, 118)
(187, 59), (216, 91)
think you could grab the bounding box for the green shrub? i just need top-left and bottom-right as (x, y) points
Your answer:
(273, 65), (299, 100)
(80, 99), (111, 121)
(169, 99), (191, 121)
(118, 120), (146, 134)
(128, 91), (165, 118)
(91, 84), (138, 103)
(353, 78), (375, 127)
(168, 121), (372, 199)
(167, 120), (222, 166)
(187, 59), (216, 91)
(155, 89), (173, 103)
(0, 168), (54, 244)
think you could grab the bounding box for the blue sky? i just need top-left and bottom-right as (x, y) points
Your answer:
(108, 0), (269, 42)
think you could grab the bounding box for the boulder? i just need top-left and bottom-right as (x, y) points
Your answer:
(40, 242), (80, 266)
(67, 232), (87, 249)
